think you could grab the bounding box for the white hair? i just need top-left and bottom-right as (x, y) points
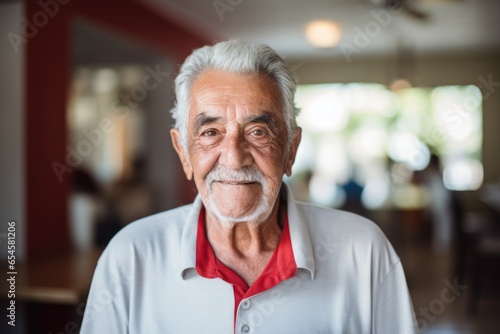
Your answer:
(170, 39), (299, 150)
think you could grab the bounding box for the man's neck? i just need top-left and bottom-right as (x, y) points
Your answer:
(205, 201), (284, 286)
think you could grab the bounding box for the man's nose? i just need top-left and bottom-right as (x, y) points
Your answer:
(219, 131), (253, 170)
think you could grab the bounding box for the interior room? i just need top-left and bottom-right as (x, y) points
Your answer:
(1, 0), (499, 333)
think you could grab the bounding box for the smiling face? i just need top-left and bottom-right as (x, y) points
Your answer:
(171, 70), (301, 225)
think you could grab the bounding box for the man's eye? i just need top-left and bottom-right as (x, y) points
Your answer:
(202, 130), (217, 137)
(251, 129), (266, 137)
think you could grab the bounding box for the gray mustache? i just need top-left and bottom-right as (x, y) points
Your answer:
(206, 165), (266, 187)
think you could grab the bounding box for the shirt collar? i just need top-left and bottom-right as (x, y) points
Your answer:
(179, 195), (203, 279)
(283, 184), (316, 279)
(179, 184), (316, 280)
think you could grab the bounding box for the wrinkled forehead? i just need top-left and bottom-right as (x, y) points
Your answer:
(188, 70), (284, 123)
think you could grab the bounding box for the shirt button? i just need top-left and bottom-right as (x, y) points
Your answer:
(241, 324), (250, 332)
(241, 299), (251, 309)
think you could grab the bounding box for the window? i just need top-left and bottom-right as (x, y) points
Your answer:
(289, 83), (483, 209)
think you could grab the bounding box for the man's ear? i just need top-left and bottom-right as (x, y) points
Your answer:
(285, 127), (302, 177)
(170, 129), (193, 180)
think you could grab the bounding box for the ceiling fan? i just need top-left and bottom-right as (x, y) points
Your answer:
(369, 0), (430, 21)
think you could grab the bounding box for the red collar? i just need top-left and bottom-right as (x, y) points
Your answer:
(195, 206), (297, 317)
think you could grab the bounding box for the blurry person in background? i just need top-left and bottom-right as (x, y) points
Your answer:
(81, 40), (418, 333)
(420, 154), (454, 253)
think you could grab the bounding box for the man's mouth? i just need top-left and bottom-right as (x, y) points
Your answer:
(205, 165), (266, 191)
(215, 180), (258, 185)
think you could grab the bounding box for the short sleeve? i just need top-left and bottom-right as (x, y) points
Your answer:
(372, 261), (419, 334)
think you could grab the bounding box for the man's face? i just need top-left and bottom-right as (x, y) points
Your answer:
(171, 70), (301, 224)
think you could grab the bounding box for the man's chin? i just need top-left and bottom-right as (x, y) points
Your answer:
(209, 183), (263, 207)
(206, 196), (271, 226)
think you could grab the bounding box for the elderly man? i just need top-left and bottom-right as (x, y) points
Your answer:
(81, 40), (417, 333)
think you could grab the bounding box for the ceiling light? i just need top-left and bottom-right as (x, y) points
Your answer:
(390, 78), (412, 91)
(306, 20), (342, 48)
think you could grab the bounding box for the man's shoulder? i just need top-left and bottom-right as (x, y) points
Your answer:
(297, 202), (382, 235)
(103, 203), (194, 254)
(295, 202), (393, 253)
(295, 202), (400, 274)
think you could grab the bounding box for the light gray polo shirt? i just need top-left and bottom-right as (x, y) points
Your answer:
(81, 186), (418, 333)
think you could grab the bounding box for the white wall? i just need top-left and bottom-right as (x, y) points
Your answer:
(0, 2), (25, 261)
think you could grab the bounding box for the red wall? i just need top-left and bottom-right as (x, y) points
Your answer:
(25, 0), (208, 260)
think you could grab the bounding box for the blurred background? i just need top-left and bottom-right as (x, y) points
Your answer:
(1, 0), (499, 333)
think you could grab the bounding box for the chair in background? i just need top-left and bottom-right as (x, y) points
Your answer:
(454, 202), (500, 315)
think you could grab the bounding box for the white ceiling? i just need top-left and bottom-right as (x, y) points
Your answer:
(138, 0), (500, 60)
